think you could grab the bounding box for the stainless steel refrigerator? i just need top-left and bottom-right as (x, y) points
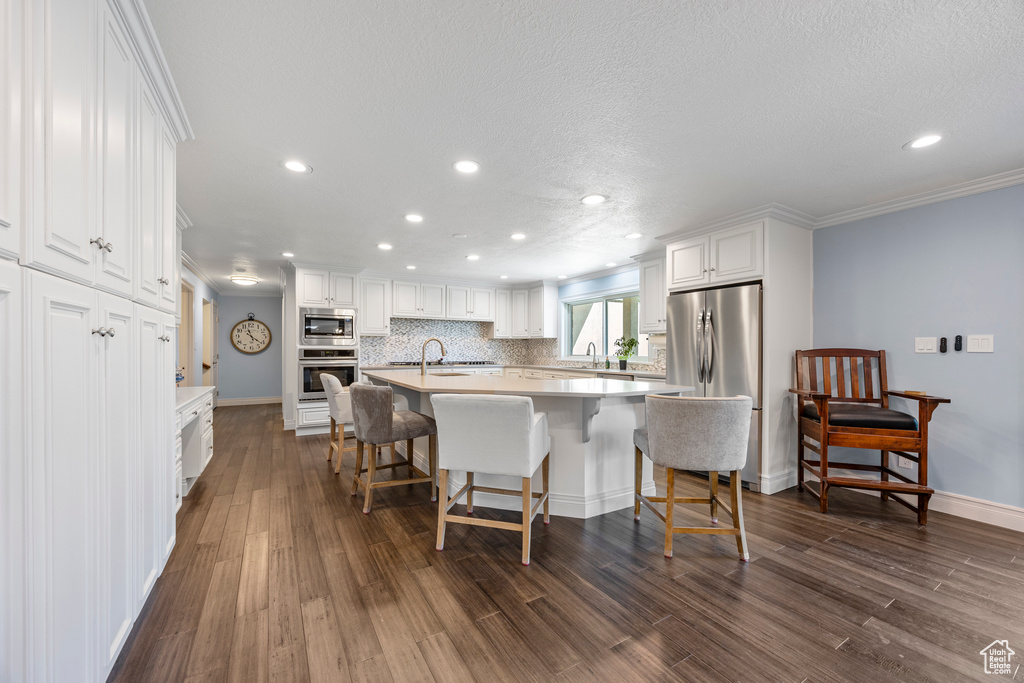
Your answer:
(665, 283), (762, 488)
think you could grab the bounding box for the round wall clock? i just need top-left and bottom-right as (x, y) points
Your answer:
(231, 313), (272, 354)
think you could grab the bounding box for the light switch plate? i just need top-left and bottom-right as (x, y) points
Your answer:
(966, 334), (994, 353)
(914, 337), (937, 353)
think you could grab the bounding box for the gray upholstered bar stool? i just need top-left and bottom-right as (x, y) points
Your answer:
(323, 377), (409, 475)
(349, 382), (437, 513)
(430, 394), (551, 566)
(634, 395), (752, 561)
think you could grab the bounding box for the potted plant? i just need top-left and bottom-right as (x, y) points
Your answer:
(613, 337), (639, 370)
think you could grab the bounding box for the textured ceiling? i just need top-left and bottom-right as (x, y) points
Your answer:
(146, 0), (1024, 293)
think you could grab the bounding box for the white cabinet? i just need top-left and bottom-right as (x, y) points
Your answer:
(524, 368), (544, 380)
(638, 255), (666, 334)
(448, 285), (494, 321)
(392, 280), (445, 318)
(511, 289), (529, 337)
(296, 267), (358, 308)
(505, 368), (523, 379)
(542, 370), (570, 379)
(492, 289), (511, 338)
(359, 277), (391, 335)
(134, 80), (162, 307)
(157, 130), (177, 313)
(527, 283), (558, 338)
(0, 0), (22, 261)
(667, 221), (764, 291)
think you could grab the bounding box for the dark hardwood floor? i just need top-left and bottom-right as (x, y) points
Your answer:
(109, 404), (1024, 682)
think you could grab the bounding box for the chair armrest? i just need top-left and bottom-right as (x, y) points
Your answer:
(883, 390), (950, 404)
(789, 388), (829, 400)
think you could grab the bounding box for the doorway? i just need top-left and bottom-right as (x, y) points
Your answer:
(178, 281), (194, 386)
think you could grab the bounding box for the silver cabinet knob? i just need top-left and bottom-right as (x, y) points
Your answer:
(157, 277), (169, 285)
(709, 267), (715, 271)
(92, 328), (106, 336)
(89, 237), (106, 250)
(106, 328), (115, 338)
(104, 241), (114, 253)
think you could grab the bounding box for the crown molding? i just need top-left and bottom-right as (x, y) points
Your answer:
(217, 289), (282, 299)
(175, 204), (193, 231)
(107, 0), (194, 141)
(181, 252), (221, 294)
(558, 262), (638, 287)
(656, 203), (816, 243)
(812, 166), (1024, 228)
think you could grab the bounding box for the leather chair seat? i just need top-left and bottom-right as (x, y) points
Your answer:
(802, 402), (917, 431)
(391, 410), (437, 442)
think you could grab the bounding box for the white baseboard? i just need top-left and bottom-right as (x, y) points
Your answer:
(217, 396), (282, 407)
(760, 470), (799, 495)
(284, 419), (295, 431)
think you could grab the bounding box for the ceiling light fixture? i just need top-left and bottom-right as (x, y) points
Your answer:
(281, 251), (294, 257)
(499, 275), (508, 279)
(283, 160), (312, 173)
(452, 233), (467, 239)
(466, 254), (480, 261)
(406, 265), (416, 270)
(454, 160), (480, 174)
(377, 243), (393, 250)
(405, 214), (424, 223)
(229, 275), (259, 286)
(625, 233), (643, 239)
(904, 134), (942, 150)
(510, 233), (526, 240)
(606, 262), (617, 267)
(581, 194), (607, 205)
(557, 275), (567, 279)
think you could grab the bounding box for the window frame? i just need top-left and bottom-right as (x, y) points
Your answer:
(560, 287), (649, 362)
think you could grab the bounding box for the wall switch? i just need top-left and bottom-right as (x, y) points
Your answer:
(914, 337), (937, 353)
(966, 334), (994, 353)
(898, 455), (913, 469)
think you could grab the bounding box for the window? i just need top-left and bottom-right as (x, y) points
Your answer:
(566, 292), (649, 359)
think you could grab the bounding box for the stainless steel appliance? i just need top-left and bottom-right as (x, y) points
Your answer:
(300, 307), (356, 346)
(666, 282), (762, 488)
(298, 348), (358, 401)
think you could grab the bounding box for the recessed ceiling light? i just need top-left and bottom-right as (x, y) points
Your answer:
(378, 243), (393, 250)
(283, 160), (311, 173)
(229, 275), (259, 286)
(499, 275), (508, 279)
(904, 134), (942, 150)
(510, 233), (526, 240)
(452, 233), (467, 239)
(581, 194), (607, 205)
(281, 251), (294, 257)
(557, 275), (567, 279)
(466, 254), (480, 261)
(454, 160), (480, 173)
(406, 265), (416, 270)
(405, 214), (424, 223)
(606, 262), (617, 267)
(625, 233), (643, 239)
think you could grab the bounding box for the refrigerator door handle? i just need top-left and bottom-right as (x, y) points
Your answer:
(706, 307), (715, 382)
(696, 308), (705, 383)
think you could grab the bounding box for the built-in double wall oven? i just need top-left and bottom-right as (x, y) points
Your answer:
(300, 307), (356, 347)
(298, 348), (358, 401)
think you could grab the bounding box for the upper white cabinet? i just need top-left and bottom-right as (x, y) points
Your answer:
(667, 221), (764, 291)
(527, 283), (558, 338)
(134, 80), (162, 307)
(511, 289), (528, 337)
(359, 277), (391, 336)
(448, 285), (494, 321)
(0, 0), (23, 260)
(637, 255), (666, 334)
(492, 289), (511, 338)
(157, 130), (177, 313)
(393, 280), (445, 318)
(296, 267), (357, 308)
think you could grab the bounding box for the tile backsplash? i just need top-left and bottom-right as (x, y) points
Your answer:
(359, 318), (665, 373)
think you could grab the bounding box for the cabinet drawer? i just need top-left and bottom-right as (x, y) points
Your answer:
(504, 369), (523, 379)
(542, 371), (568, 379)
(297, 404), (332, 427)
(174, 463), (183, 513)
(478, 369), (503, 376)
(524, 369), (544, 379)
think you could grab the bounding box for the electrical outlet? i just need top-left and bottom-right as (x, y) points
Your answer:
(914, 337), (937, 353)
(898, 455), (913, 469)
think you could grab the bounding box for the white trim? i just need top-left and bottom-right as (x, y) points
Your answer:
(657, 203), (816, 242)
(216, 396), (282, 407)
(181, 253), (221, 294)
(557, 262), (638, 287)
(218, 290), (283, 299)
(760, 470), (798, 495)
(175, 204), (193, 231)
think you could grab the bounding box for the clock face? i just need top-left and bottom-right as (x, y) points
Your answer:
(231, 319), (272, 354)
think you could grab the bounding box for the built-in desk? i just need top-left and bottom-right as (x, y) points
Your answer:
(175, 386), (216, 506)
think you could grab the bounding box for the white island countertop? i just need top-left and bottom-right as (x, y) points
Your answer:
(359, 368), (692, 398)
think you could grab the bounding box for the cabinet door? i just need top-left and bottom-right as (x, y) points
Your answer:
(134, 81), (162, 307)
(27, 271), (100, 682)
(0, 0), (22, 260)
(24, 0), (98, 284)
(359, 277), (390, 335)
(492, 289), (510, 337)
(527, 286), (543, 336)
(710, 221), (763, 283)
(158, 128), (177, 313)
(446, 285), (470, 319)
(96, 11), (135, 297)
(470, 287), (494, 321)
(667, 238), (709, 289)
(391, 280), (418, 317)
(420, 283), (445, 318)
(98, 293), (135, 672)
(639, 258), (666, 333)
(511, 289), (529, 337)
(329, 272), (356, 307)
(297, 269), (329, 306)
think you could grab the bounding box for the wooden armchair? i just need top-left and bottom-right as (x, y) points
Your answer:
(790, 349), (949, 524)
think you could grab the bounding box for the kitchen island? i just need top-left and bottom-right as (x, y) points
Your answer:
(360, 369), (694, 518)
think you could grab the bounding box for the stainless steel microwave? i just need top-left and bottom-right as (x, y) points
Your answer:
(300, 307), (356, 346)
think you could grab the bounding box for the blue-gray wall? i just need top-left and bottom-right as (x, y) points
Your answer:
(181, 267), (219, 387)
(813, 184), (1024, 508)
(218, 295), (283, 400)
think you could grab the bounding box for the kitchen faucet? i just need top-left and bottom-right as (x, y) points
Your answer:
(586, 341), (597, 368)
(421, 338), (447, 375)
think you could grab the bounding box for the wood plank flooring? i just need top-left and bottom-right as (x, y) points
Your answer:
(109, 404), (1024, 682)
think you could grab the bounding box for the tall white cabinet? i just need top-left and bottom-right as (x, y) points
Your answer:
(1, 0), (192, 680)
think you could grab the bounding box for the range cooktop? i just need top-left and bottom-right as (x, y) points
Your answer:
(387, 360), (497, 366)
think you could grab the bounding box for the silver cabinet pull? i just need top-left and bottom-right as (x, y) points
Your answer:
(103, 241), (114, 252)
(89, 237), (107, 250)
(106, 328), (115, 338)
(92, 328), (106, 336)
(157, 334), (172, 342)
(157, 277), (169, 285)
(192, 410), (199, 416)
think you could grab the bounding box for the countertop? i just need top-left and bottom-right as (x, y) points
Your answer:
(176, 385), (215, 410)
(360, 368), (691, 399)
(360, 363), (666, 380)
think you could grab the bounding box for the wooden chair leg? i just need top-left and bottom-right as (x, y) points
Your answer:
(709, 471), (719, 523)
(346, 438), (361, 479)
(436, 469), (449, 551)
(327, 417), (336, 462)
(429, 434), (437, 502)
(880, 449), (890, 501)
(819, 441), (830, 514)
(730, 470), (749, 561)
(796, 426), (804, 492)
(466, 472), (475, 515)
(542, 454), (550, 524)
(406, 438), (415, 480)
(664, 468), (675, 558)
(521, 475), (532, 566)
(918, 493), (930, 525)
(390, 442), (398, 470)
(633, 446), (642, 521)
(363, 447), (377, 514)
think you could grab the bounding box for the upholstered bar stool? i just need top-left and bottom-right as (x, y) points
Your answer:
(323, 377), (409, 475)
(634, 395), (753, 561)
(430, 394), (550, 566)
(349, 383), (437, 513)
